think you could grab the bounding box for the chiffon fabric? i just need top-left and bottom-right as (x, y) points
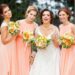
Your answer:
(16, 19), (37, 75)
(60, 24), (75, 75)
(0, 21), (18, 75)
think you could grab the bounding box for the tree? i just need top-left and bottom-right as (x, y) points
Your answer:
(0, 0), (31, 21)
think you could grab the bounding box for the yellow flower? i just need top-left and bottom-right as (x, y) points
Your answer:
(9, 26), (15, 32)
(23, 31), (34, 43)
(23, 32), (30, 41)
(35, 35), (51, 49)
(8, 21), (20, 35)
(60, 33), (74, 48)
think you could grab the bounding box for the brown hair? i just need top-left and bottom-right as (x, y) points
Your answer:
(0, 4), (9, 18)
(40, 9), (53, 24)
(25, 5), (38, 17)
(58, 7), (71, 20)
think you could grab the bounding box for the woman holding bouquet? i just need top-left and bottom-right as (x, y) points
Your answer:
(29, 9), (60, 75)
(0, 26), (11, 75)
(59, 7), (75, 75)
(16, 5), (38, 75)
(0, 24), (8, 75)
(0, 4), (18, 75)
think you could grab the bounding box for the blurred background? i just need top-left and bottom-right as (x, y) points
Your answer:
(0, 0), (75, 26)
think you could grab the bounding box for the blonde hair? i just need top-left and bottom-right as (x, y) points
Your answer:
(25, 5), (38, 17)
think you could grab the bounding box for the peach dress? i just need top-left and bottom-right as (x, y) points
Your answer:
(0, 35), (9, 75)
(59, 23), (75, 75)
(0, 21), (18, 75)
(16, 19), (37, 75)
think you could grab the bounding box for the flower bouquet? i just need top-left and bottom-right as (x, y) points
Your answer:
(35, 35), (51, 49)
(8, 21), (20, 35)
(23, 31), (35, 44)
(59, 33), (74, 48)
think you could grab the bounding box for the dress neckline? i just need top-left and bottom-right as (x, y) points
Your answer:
(38, 27), (53, 39)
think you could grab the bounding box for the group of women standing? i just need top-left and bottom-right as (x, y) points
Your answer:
(0, 3), (75, 75)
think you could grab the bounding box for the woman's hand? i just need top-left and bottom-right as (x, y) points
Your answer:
(1, 26), (18, 44)
(52, 26), (60, 48)
(52, 35), (59, 48)
(30, 51), (36, 65)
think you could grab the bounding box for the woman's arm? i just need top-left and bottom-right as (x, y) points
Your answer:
(72, 24), (75, 35)
(52, 26), (60, 48)
(1, 26), (16, 44)
(71, 24), (75, 44)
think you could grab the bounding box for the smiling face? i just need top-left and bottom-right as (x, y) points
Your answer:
(42, 11), (51, 24)
(26, 10), (37, 22)
(59, 11), (69, 23)
(3, 6), (12, 19)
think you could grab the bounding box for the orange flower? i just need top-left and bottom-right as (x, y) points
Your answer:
(60, 33), (74, 48)
(25, 33), (30, 39)
(8, 21), (20, 35)
(9, 29), (15, 33)
(23, 31), (34, 43)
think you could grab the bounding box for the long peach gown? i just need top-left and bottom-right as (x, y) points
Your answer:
(16, 19), (37, 75)
(0, 21), (18, 75)
(0, 35), (9, 75)
(59, 23), (75, 75)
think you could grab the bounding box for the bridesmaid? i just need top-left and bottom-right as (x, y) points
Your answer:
(0, 24), (11, 75)
(0, 4), (18, 75)
(16, 5), (38, 75)
(59, 7), (75, 75)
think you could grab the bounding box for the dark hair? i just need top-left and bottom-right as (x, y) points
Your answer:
(40, 9), (53, 24)
(58, 7), (71, 21)
(0, 4), (9, 18)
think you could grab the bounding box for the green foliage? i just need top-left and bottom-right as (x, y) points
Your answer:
(0, 0), (31, 21)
